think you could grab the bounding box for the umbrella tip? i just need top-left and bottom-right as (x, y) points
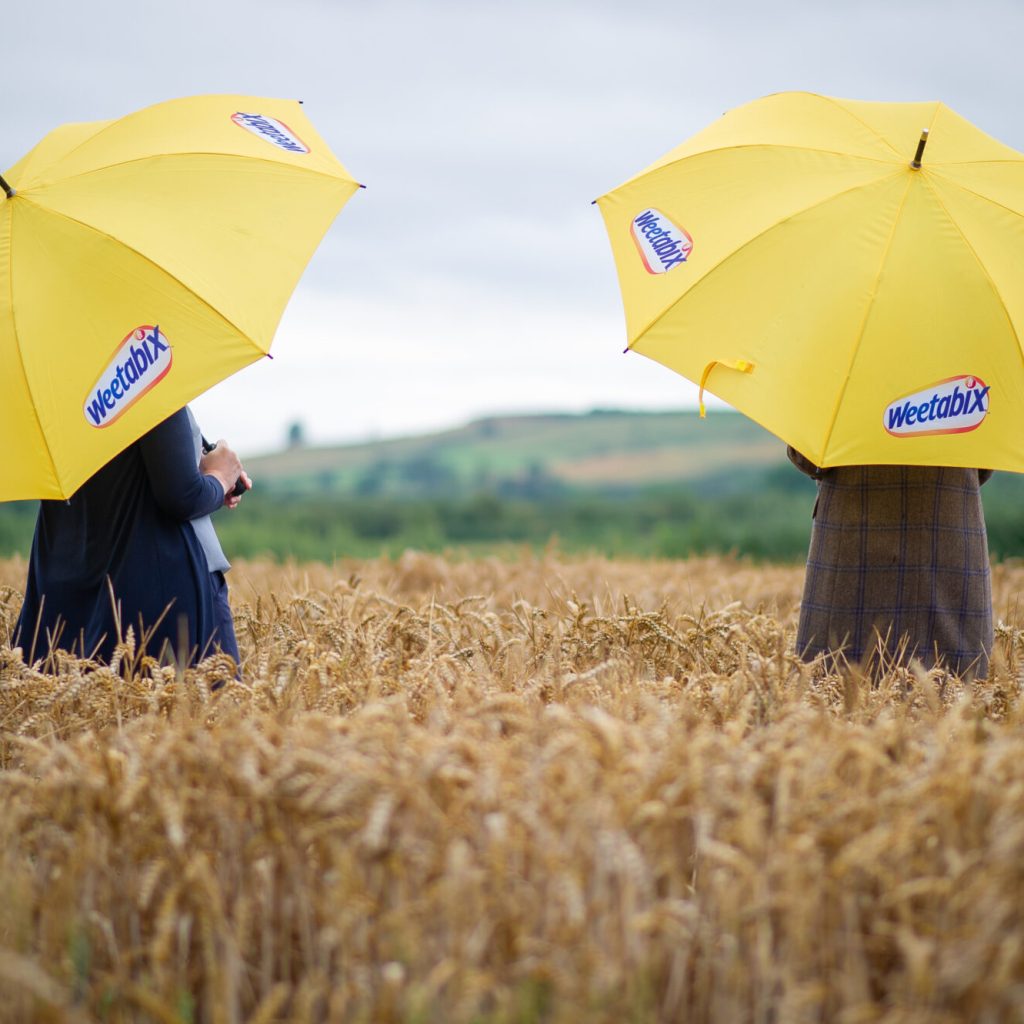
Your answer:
(910, 128), (929, 169)
(0, 173), (15, 199)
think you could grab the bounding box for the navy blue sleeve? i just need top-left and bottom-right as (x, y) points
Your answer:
(138, 409), (225, 521)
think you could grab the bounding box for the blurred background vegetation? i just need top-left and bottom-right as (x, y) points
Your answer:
(3, 409), (1023, 563)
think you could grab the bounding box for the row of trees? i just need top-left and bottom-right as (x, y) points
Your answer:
(4, 468), (1022, 564)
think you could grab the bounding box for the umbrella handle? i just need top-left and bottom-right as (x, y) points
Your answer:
(698, 359), (755, 417)
(201, 437), (248, 497)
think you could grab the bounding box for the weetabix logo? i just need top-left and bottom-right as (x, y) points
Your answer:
(630, 209), (693, 273)
(84, 325), (172, 428)
(883, 375), (990, 437)
(231, 112), (310, 153)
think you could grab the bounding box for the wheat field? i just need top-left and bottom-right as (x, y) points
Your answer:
(2, 551), (1024, 1023)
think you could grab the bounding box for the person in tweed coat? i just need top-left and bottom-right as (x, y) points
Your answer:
(787, 447), (993, 678)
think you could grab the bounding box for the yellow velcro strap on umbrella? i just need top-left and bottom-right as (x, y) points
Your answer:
(699, 359), (755, 418)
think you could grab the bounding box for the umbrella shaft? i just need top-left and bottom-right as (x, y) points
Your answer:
(911, 129), (929, 169)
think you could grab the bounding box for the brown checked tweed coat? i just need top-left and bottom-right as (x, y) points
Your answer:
(788, 448), (993, 677)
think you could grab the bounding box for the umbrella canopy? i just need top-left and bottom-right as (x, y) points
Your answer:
(0, 94), (361, 500)
(596, 92), (1024, 471)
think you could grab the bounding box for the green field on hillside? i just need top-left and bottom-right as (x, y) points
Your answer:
(248, 409), (786, 497)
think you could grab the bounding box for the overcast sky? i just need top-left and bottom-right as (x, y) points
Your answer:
(6, 0), (1023, 453)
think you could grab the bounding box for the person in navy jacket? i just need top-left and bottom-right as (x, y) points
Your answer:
(14, 407), (249, 668)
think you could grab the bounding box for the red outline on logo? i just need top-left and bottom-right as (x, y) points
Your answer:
(84, 325), (173, 429)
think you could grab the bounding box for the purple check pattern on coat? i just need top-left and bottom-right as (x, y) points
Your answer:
(788, 448), (993, 677)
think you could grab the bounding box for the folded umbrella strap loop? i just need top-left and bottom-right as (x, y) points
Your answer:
(698, 359), (755, 418)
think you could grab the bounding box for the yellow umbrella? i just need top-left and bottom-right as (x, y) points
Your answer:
(596, 92), (1024, 471)
(0, 94), (361, 500)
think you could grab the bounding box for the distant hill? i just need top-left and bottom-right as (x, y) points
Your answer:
(247, 409), (788, 498)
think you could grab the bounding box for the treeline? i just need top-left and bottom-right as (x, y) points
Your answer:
(2, 468), (1022, 563)
(212, 484), (818, 562)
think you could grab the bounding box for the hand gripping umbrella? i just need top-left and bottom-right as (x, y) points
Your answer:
(0, 95), (361, 500)
(595, 92), (1024, 471)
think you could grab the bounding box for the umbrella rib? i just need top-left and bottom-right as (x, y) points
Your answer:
(615, 96), (952, 191)
(920, 175), (1024, 378)
(14, 119), (115, 184)
(17, 195), (265, 353)
(616, 144), (898, 192)
(926, 168), (1024, 220)
(19, 151), (357, 193)
(15, 101), (287, 182)
(924, 158), (1024, 167)
(4, 209), (63, 494)
(817, 94), (912, 161)
(816, 176), (915, 465)
(627, 170), (904, 349)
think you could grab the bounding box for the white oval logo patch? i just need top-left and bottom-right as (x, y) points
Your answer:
(84, 325), (173, 428)
(883, 375), (990, 437)
(630, 209), (693, 274)
(231, 112), (310, 154)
